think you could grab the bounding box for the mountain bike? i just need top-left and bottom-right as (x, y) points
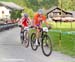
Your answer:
(20, 27), (29, 48)
(31, 27), (52, 56)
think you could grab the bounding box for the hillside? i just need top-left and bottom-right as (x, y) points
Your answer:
(0, 0), (58, 11)
(0, 0), (75, 11)
(58, 0), (75, 11)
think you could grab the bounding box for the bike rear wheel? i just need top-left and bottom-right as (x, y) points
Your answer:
(41, 35), (52, 56)
(31, 33), (38, 51)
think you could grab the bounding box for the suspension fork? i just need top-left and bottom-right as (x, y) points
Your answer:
(24, 30), (28, 38)
(41, 31), (47, 38)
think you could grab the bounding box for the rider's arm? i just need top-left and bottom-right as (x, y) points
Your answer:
(43, 15), (50, 28)
(18, 17), (22, 26)
(44, 20), (49, 27)
(19, 17), (25, 27)
(27, 17), (31, 25)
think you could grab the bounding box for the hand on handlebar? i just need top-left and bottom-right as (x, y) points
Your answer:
(47, 25), (51, 29)
(30, 26), (34, 28)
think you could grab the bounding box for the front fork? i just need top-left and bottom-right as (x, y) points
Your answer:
(40, 31), (47, 42)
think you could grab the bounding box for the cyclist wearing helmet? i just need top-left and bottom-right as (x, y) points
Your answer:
(19, 13), (31, 29)
(33, 9), (49, 46)
(18, 13), (31, 44)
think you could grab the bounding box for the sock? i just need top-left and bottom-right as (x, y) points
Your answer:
(36, 39), (38, 45)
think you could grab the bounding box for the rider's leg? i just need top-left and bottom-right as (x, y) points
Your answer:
(20, 27), (24, 44)
(25, 30), (28, 40)
(36, 24), (42, 39)
(38, 25), (42, 45)
(20, 27), (24, 37)
(35, 27), (40, 45)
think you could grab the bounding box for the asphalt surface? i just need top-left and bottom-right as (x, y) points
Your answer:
(0, 27), (75, 62)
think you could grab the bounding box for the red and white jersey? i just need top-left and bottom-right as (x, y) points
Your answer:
(18, 17), (30, 27)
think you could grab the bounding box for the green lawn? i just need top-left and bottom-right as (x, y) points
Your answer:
(49, 22), (75, 29)
(30, 22), (75, 57)
(48, 31), (75, 57)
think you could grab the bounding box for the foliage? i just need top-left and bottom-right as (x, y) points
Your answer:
(0, 0), (58, 18)
(0, 0), (75, 17)
(58, 0), (75, 11)
(10, 11), (16, 19)
(23, 7), (34, 18)
(11, 10), (21, 19)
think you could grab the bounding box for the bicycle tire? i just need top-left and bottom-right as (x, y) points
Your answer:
(23, 31), (29, 48)
(41, 35), (52, 56)
(31, 33), (38, 51)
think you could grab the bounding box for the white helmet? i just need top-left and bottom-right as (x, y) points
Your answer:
(38, 9), (43, 15)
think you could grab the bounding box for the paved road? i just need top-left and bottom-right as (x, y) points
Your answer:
(0, 27), (75, 62)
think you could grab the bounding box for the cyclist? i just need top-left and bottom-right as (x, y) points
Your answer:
(33, 9), (50, 46)
(18, 13), (31, 44)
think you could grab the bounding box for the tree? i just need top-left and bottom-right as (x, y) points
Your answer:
(11, 10), (21, 19)
(58, 0), (75, 11)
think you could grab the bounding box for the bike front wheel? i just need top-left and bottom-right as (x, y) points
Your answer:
(31, 33), (38, 51)
(23, 31), (29, 48)
(41, 35), (52, 56)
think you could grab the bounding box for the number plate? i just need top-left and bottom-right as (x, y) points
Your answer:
(43, 27), (48, 32)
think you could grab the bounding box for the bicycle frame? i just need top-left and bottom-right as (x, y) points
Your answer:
(36, 29), (48, 44)
(40, 28), (48, 39)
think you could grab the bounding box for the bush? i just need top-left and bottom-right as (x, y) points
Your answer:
(11, 10), (21, 19)
(24, 7), (34, 18)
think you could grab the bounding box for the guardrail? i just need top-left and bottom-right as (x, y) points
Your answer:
(0, 23), (18, 32)
(49, 30), (75, 35)
(49, 29), (75, 48)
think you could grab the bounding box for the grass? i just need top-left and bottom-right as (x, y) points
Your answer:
(48, 31), (75, 57)
(29, 21), (75, 57)
(48, 21), (75, 29)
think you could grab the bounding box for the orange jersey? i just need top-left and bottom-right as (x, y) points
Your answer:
(33, 13), (46, 25)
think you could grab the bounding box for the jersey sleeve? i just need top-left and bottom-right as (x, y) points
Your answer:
(42, 15), (46, 21)
(33, 13), (38, 25)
